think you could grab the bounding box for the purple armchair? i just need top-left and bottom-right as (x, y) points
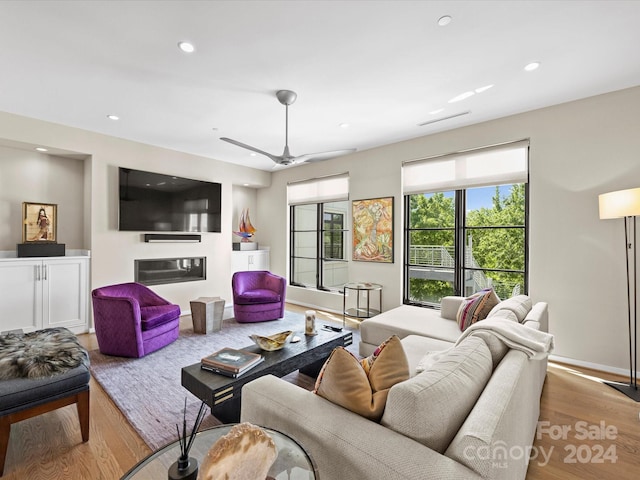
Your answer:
(91, 282), (180, 358)
(232, 271), (286, 323)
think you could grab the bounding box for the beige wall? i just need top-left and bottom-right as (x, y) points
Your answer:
(0, 111), (271, 318)
(0, 146), (85, 249)
(1, 86), (639, 373)
(257, 85), (640, 375)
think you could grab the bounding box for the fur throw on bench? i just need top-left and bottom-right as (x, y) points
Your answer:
(0, 327), (88, 380)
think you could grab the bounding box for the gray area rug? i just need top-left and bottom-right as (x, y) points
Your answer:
(89, 311), (360, 450)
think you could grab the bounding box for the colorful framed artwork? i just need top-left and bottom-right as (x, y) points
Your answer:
(22, 202), (57, 243)
(352, 196), (393, 263)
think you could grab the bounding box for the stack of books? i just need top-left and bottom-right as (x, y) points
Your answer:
(201, 347), (264, 378)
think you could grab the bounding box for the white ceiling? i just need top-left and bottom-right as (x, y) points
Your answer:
(1, 0), (639, 171)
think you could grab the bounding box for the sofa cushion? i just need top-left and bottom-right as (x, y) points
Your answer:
(487, 294), (532, 322)
(463, 331), (510, 369)
(380, 336), (493, 453)
(400, 335), (454, 376)
(360, 305), (462, 352)
(456, 288), (500, 331)
(314, 335), (409, 421)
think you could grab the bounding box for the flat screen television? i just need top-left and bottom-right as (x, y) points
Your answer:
(119, 167), (222, 232)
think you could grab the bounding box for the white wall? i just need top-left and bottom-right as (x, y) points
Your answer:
(0, 111), (271, 319)
(257, 85), (640, 374)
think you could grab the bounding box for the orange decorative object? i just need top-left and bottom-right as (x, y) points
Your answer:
(233, 208), (256, 242)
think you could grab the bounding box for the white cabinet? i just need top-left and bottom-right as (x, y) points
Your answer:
(231, 249), (270, 273)
(0, 256), (89, 333)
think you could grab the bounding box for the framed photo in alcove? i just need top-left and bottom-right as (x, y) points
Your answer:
(22, 202), (57, 243)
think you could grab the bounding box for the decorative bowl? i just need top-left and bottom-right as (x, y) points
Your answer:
(249, 330), (294, 351)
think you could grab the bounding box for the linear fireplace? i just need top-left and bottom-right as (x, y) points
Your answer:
(135, 257), (206, 286)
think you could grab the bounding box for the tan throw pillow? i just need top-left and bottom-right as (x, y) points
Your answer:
(456, 288), (500, 331)
(314, 335), (409, 421)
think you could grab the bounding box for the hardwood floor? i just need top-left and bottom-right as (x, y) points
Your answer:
(3, 306), (639, 479)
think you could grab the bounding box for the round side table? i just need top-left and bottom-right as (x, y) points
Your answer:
(121, 425), (317, 480)
(342, 282), (382, 320)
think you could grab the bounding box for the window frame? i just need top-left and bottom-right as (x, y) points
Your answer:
(290, 202), (348, 291)
(403, 183), (529, 307)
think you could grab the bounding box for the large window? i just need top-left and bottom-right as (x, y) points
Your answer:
(290, 201), (349, 290)
(403, 141), (528, 306)
(288, 173), (349, 291)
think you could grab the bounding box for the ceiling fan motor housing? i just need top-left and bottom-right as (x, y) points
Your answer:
(276, 90), (297, 106)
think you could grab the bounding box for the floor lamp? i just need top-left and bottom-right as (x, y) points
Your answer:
(599, 187), (640, 402)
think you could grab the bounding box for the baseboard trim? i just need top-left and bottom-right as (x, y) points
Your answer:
(286, 300), (343, 317)
(286, 301), (631, 379)
(549, 354), (629, 377)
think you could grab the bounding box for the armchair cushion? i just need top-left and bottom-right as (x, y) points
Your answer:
(140, 304), (181, 330)
(234, 289), (282, 305)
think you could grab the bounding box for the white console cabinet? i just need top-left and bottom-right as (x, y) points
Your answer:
(0, 254), (90, 333)
(231, 249), (270, 273)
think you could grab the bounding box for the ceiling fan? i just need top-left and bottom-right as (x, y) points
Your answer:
(220, 90), (356, 166)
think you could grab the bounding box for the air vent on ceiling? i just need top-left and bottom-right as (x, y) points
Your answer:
(418, 111), (471, 127)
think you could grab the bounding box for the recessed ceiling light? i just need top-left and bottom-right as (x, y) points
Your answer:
(448, 91), (475, 103)
(475, 84), (494, 93)
(438, 15), (452, 26)
(429, 108), (444, 115)
(339, 123), (350, 128)
(178, 41), (195, 53)
(249, 153), (257, 156)
(107, 114), (119, 120)
(524, 62), (540, 71)
(243, 183), (250, 186)
(35, 147), (48, 152)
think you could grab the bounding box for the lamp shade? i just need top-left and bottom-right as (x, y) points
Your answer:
(599, 187), (640, 219)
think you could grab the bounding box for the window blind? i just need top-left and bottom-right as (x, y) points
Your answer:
(287, 173), (349, 205)
(402, 140), (529, 194)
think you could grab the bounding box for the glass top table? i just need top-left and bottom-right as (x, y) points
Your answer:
(121, 424), (317, 480)
(343, 282), (383, 319)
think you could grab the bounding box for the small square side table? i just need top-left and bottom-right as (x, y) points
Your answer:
(190, 297), (225, 333)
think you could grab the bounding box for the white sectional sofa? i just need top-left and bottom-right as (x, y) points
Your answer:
(241, 294), (552, 480)
(359, 295), (549, 357)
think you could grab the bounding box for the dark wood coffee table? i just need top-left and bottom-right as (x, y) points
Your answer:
(181, 328), (352, 423)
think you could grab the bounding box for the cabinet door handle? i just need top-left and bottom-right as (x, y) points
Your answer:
(43, 264), (47, 280)
(35, 265), (40, 281)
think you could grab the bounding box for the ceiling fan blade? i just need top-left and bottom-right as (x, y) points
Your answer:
(220, 137), (280, 162)
(292, 148), (357, 164)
